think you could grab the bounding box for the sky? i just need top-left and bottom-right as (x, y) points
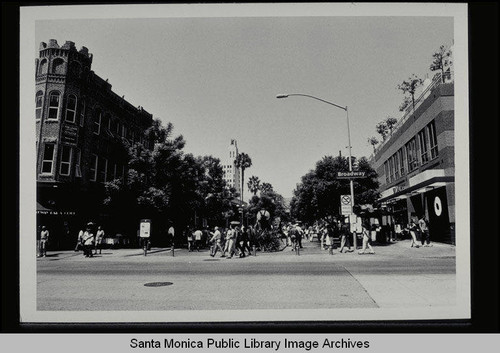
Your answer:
(33, 5), (454, 199)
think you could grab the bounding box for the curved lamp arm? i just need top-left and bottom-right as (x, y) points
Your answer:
(276, 93), (347, 111)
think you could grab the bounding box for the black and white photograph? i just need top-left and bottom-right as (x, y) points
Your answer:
(18, 3), (471, 325)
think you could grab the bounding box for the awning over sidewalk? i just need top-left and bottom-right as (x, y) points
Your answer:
(37, 202), (76, 216)
(378, 169), (454, 204)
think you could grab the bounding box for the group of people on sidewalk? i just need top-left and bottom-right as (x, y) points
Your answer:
(208, 222), (254, 259)
(75, 223), (105, 258)
(406, 214), (432, 248)
(37, 223), (106, 258)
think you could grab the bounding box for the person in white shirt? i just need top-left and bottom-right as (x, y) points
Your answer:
(94, 226), (105, 255)
(82, 227), (95, 258)
(209, 226), (223, 257)
(39, 226), (49, 257)
(193, 229), (203, 252)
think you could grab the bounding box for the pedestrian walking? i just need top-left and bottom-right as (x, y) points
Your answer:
(94, 226), (105, 255)
(247, 225), (256, 253)
(295, 223), (304, 249)
(168, 224), (175, 247)
(186, 227), (194, 252)
(418, 215), (432, 247)
(320, 226), (328, 250)
(394, 222), (402, 241)
(36, 226), (42, 257)
(236, 226), (252, 257)
(209, 226), (224, 257)
(408, 216), (420, 248)
(358, 220), (375, 255)
(39, 226), (49, 257)
(223, 223), (238, 258)
(193, 229), (203, 252)
(75, 229), (84, 252)
(339, 220), (353, 253)
(82, 226), (95, 258)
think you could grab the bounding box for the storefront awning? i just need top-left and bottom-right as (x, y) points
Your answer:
(378, 172), (454, 204)
(37, 202), (76, 216)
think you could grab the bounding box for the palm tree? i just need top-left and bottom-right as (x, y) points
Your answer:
(247, 175), (261, 196)
(234, 152), (252, 205)
(260, 182), (274, 195)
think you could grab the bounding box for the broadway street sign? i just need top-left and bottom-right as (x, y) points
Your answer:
(336, 171), (367, 179)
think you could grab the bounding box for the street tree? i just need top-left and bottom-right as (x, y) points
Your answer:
(367, 137), (379, 153)
(247, 175), (261, 196)
(385, 116), (398, 135)
(235, 152), (252, 204)
(260, 182), (274, 195)
(397, 74), (424, 110)
(375, 121), (388, 141)
(290, 155), (379, 225)
(104, 119), (231, 244)
(430, 45), (453, 83)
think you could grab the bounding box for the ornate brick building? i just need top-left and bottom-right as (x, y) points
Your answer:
(35, 39), (153, 249)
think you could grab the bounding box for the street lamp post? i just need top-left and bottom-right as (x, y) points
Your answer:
(276, 93), (357, 250)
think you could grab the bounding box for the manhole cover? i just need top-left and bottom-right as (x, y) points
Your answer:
(144, 282), (173, 287)
(203, 259), (220, 261)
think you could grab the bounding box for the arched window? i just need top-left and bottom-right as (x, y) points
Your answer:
(52, 58), (65, 74)
(47, 91), (60, 120)
(69, 61), (82, 77)
(38, 59), (48, 75)
(65, 94), (77, 123)
(35, 91), (44, 120)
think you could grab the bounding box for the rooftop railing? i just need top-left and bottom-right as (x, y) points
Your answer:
(372, 71), (453, 158)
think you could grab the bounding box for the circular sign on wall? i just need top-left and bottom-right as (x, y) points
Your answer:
(434, 196), (443, 216)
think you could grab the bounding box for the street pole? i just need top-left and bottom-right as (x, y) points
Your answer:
(346, 106), (357, 250)
(276, 93), (357, 248)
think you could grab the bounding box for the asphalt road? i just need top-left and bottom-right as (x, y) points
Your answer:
(36, 240), (456, 311)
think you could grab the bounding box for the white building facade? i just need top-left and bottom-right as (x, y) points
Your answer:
(222, 139), (241, 196)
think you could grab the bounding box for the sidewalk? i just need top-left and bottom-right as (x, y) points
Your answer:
(39, 238), (455, 264)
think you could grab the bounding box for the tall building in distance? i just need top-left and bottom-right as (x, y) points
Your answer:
(35, 39), (153, 248)
(222, 139), (241, 196)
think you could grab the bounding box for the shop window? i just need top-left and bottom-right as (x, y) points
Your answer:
(418, 128), (429, 164)
(35, 91), (44, 120)
(47, 91), (60, 120)
(80, 100), (86, 127)
(65, 94), (77, 123)
(90, 154), (98, 181)
(41, 143), (55, 174)
(93, 109), (102, 135)
(428, 121), (439, 159)
(59, 145), (72, 176)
